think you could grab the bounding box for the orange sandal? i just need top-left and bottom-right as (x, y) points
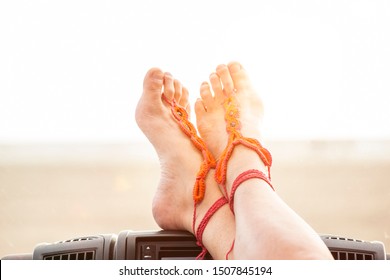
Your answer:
(216, 90), (275, 260)
(215, 91), (274, 209)
(162, 93), (228, 260)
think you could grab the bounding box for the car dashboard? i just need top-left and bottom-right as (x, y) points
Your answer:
(2, 230), (388, 260)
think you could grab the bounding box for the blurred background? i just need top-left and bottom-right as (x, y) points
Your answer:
(1, 0), (389, 257)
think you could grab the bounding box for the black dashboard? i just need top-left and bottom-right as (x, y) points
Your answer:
(2, 230), (388, 260)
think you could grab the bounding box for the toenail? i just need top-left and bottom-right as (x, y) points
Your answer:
(210, 73), (217, 79)
(229, 63), (241, 73)
(150, 70), (164, 80)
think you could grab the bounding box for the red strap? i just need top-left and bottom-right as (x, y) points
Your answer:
(230, 169), (274, 213)
(193, 197), (228, 260)
(223, 169), (274, 259)
(225, 239), (235, 260)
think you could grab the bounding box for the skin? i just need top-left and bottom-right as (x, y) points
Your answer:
(136, 62), (333, 260)
(135, 69), (235, 260)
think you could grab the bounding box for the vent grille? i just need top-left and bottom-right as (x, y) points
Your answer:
(58, 237), (98, 243)
(325, 236), (363, 242)
(331, 250), (374, 260)
(43, 251), (95, 260)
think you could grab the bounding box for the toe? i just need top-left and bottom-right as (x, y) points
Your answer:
(209, 72), (224, 103)
(227, 61), (251, 92)
(185, 103), (191, 116)
(163, 72), (175, 100)
(200, 82), (214, 107)
(174, 79), (182, 103)
(216, 64), (234, 96)
(194, 98), (206, 115)
(227, 61), (243, 74)
(179, 86), (189, 109)
(143, 67), (164, 94)
(136, 68), (165, 127)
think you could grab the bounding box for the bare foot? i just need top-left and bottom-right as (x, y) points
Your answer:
(195, 62), (269, 195)
(135, 68), (228, 235)
(195, 63), (333, 259)
(195, 62), (264, 160)
(136, 68), (236, 259)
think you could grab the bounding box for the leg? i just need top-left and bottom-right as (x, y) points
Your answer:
(135, 68), (235, 259)
(195, 62), (333, 259)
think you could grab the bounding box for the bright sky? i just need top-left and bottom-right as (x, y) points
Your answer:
(1, 0), (389, 143)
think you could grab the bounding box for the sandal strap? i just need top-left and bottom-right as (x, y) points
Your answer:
(193, 196), (228, 260)
(162, 94), (216, 203)
(225, 239), (235, 260)
(224, 169), (274, 260)
(162, 93), (223, 259)
(215, 93), (272, 198)
(230, 169), (274, 213)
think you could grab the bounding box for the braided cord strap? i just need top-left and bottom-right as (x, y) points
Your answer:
(230, 169), (274, 213)
(162, 94), (227, 260)
(215, 94), (273, 199)
(193, 197), (228, 260)
(162, 94), (216, 203)
(224, 169), (274, 260)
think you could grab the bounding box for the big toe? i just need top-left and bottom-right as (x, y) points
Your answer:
(136, 68), (164, 124)
(143, 67), (164, 94)
(227, 62), (251, 92)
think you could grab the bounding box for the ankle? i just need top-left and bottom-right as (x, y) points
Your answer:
(193, 194), (229, 259)
(197, 201), (236, 259)
(226, 146), (269, 193)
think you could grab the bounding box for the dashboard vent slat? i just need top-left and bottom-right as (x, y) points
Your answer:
(59, 237), (98, 243)
(331, 250), (375, 260)
(43, 250), (95, 260)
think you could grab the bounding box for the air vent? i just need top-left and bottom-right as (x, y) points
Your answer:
(32, 234), (116, 260)
(43, 250), (95, 260)
(321, 234), (386, 260)
(325, 236), (363, 242)
(331, 250), (374, 260)
(58, 237), (98, 243)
